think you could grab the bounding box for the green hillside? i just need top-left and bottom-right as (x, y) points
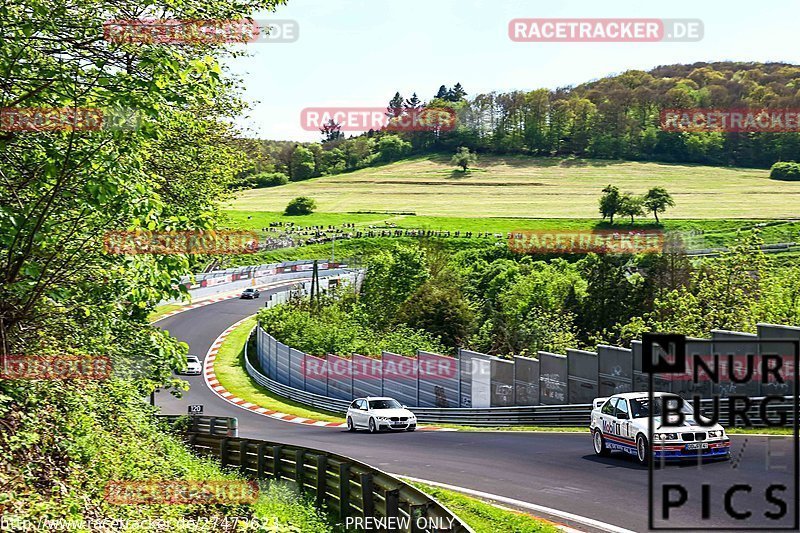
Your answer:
(228, 155), (799, 219)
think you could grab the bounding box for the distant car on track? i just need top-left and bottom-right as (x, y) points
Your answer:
(240, 288), (260, 299)
(590, 392), (730, 465)
(346, 397), (417, 433)
(179, 355), (202, 376)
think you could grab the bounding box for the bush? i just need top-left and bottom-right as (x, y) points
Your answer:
(377, 135), (412, 162)
(284, 196), (317, 216)
(770, 161), (800, 181)
(251, 172), (289, 188)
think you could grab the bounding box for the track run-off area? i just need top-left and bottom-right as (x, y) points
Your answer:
(154, 283), (795, 533)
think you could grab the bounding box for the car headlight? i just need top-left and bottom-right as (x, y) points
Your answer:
(707, 430), (724, 438)
(655, 432), (678, 441)
(376, 416), (390, 421)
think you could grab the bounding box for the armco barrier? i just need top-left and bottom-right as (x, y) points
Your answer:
(245, 326), (799, 427)
(159, 415), (239, 437)
(158, 415), (472, 532)
(254, 318), (800, 410)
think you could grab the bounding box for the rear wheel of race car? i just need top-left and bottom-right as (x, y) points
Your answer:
(346, 417), (355, 432)
(636, 434), (650, 466)
(593, 429), (610, 457)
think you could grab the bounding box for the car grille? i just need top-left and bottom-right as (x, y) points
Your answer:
(390, 417), (408, 422)
(681, 432), (707, 442)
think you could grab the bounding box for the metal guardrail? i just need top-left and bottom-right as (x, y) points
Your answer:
(159, 415), (239, 437)
(244, 339), (592, 426)
(158, 415), (472, 533)
(245, 335), (798, 427)
(245, 336), (352, 413)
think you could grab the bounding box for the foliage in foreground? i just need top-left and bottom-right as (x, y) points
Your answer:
(0, 379), (335, 529)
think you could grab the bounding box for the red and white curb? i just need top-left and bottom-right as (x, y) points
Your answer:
(203, 317), (455, 431)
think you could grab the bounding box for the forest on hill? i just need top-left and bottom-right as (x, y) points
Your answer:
(235, 61), (800, 187)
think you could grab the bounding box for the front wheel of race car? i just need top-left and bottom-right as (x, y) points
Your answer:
(636, 434), (650, 466)
(593, 429), (610, 457)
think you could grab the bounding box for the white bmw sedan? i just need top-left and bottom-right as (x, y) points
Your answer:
(346, 397), (417, 433)
(590, 392), (730, 465)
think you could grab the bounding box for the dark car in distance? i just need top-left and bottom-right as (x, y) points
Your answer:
(240, 288), (260, 299)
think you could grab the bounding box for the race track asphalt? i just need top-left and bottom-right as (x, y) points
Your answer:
(155, 288), (798, 532)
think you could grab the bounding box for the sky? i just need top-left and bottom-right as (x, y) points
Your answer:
(226, 0), (800, 142)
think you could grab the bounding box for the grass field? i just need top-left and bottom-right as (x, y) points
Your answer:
(228, 155), (800, 219)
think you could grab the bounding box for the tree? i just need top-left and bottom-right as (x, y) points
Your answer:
(386, 91), (405, 119)
(405, 93), (423, 110)
(284, 197), (317, 216)
(397, 277), (475, 348)
(435, 85), (449, 99)
(451, 146), (477, 171)
(289, 145), (316, 181)
(320, 119), (344, 143)
(377, 135), (412, 161)
(360, 245), (429, 329)
(619, 193), (645, 224)
(448, 82), (467, 102)
(598, 185), (622, 224)
(642, 187), (675, 223)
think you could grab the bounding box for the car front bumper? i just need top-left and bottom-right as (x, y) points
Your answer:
(653, 439), (730, 459)
(378, 422), (417, 431)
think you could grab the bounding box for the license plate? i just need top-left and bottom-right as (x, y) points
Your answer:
(686, 442), (709, 450)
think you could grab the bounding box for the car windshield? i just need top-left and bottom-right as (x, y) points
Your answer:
(369, 399), (402, 410)
(243, 289), (254, 292)
(187, 356), (199, 363)
(630, 397), (693, 419)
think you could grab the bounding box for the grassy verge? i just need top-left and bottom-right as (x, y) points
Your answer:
(252, 479), (344, 532)
(407, 481), (560, 533)
(148, 303), (185, 323)
(212, 316), (345, 424)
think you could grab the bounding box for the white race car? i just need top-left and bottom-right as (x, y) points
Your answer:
(590, 392), (730, 464)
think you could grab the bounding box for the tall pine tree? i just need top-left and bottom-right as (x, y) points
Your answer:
(386, 91), (405, 118)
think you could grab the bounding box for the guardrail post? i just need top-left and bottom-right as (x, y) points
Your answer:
(209, 417), (216, 436)
(295, 449), (305, 492)
(409, 504), (427, 533)
(360, 472), (374, 519)
(257, 443), (267, 478)
(385, 488), (399, 521)
(239, 440), (249, 473)
(220, 438), (229, 468)
(272, 445), (282, 480)
(338, 462), (351, 520)
(228, 417), (238, 437)
(190, 416), (199, 433)
(315, 455), (328, 507)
